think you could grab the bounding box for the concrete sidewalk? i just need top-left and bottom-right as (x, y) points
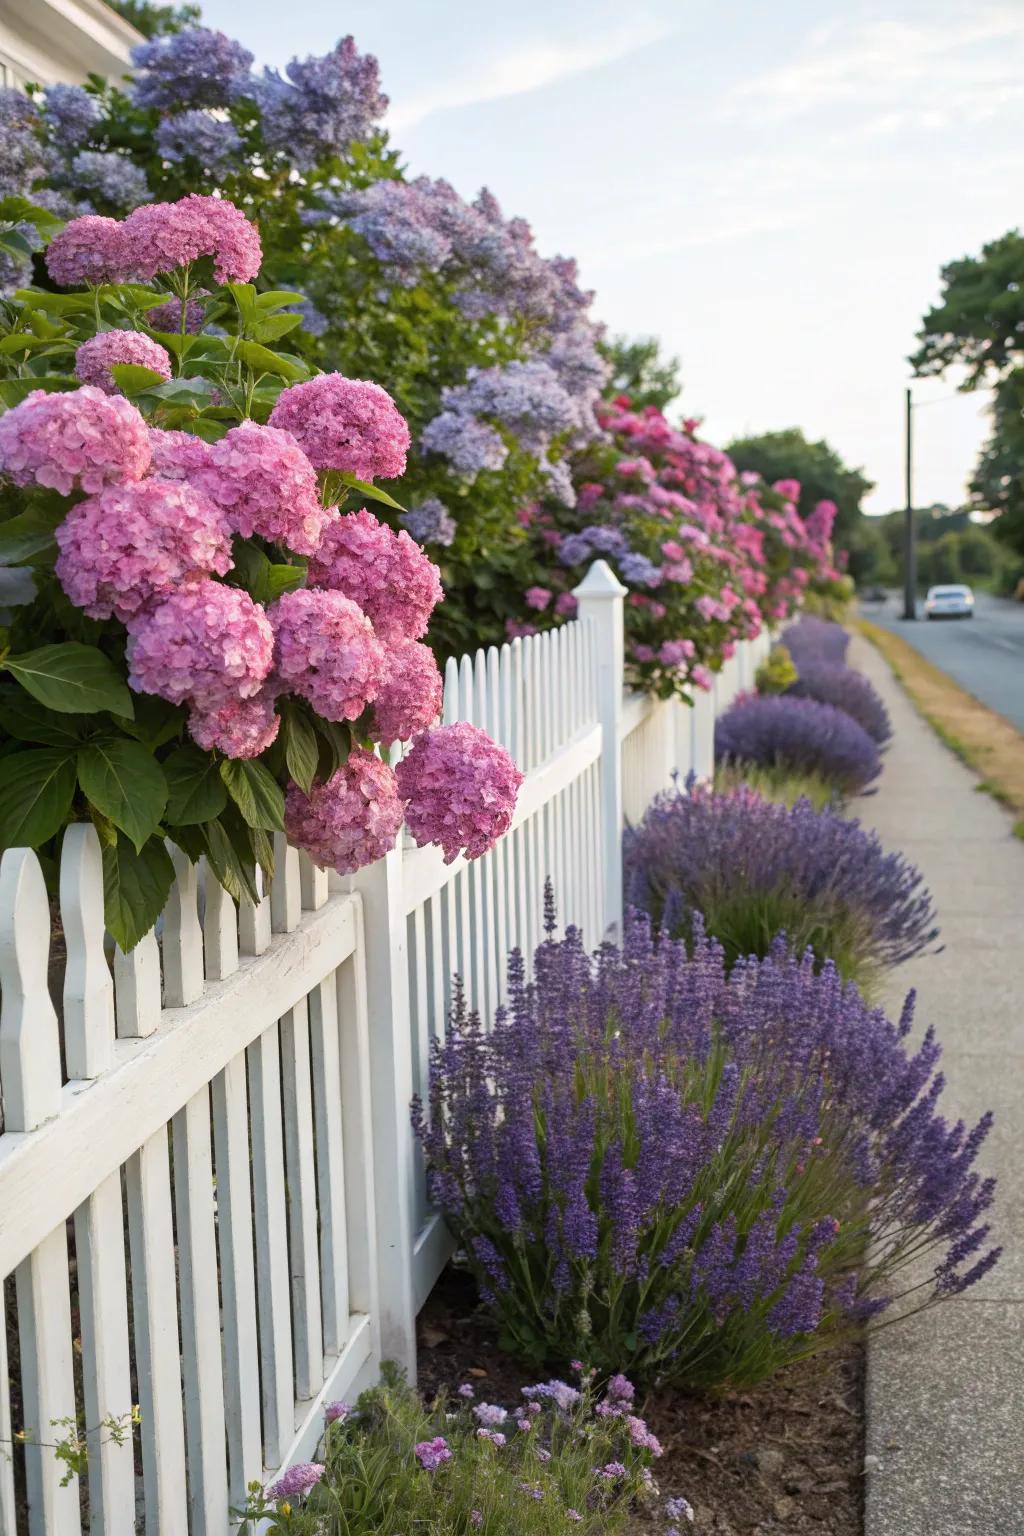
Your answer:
(850, 635), (1023, 1536)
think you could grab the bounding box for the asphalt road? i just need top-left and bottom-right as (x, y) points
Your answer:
(864, 589), (1024, 731)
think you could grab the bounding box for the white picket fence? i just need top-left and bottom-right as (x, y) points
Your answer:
(0, 560), (769, 1534)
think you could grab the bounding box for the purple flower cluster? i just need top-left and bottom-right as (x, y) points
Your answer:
(68, 150), (151, 211)
(422, 361), (581, 481)
(625, 779), (937, 976)
(130, 27), (255, 111)
(781, 616), (850, 667)
(787, 661), (892, 746)
(415, 909), (998, 1388)
(155, 111), (243, 171)
(42, 84), (99, 148)
(716, 692), (881, 795)
(252, 37), (388, 168)
(400, 497), (457, 548)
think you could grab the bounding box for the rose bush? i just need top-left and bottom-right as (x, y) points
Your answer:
(0, 195), (520, 948)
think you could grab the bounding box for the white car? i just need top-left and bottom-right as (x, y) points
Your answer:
(924, 583), (974, 619)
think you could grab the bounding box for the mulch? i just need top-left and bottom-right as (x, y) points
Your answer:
(417, 1267), (864, 1536)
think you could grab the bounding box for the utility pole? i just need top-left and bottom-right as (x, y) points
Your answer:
(902, 386), (916, 620)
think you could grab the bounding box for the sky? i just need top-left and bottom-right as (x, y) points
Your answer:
(199, 0), (1024, 515)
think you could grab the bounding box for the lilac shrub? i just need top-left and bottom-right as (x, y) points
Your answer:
(625, 781), (937, 983)
(416, 910), (998, 1390)
(715, 692), (881, 795)
(788, 661), (892, 746)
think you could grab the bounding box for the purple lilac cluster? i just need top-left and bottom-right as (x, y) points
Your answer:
(155, 111), (243, 171)
(0, 90), (54, 289)
(788, 661), (892, 746)
(67, 150), (151, 211)
(625, 779), (937, 972)
(41, 84), (99, 147)
(715, 692), (881, 795)
(130, 27), (255, 110)
(421, 361), (581, 484)
(251, 37), (388, 168)
(400, 496), (457, 548)
(415, 909), (998, 1388)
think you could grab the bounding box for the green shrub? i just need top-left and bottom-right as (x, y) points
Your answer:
(714, 760), (839, 811)
(754, 643), (798, 695)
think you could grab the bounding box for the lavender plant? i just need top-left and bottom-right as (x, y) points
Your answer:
(625, 781), (937, 983)
(237, 1364), (660, 1533)
(715, 692), (881, 795)
(787, 661), (892, 746)
(416, 908), (998, 1391)
(780, 615), (849, 667)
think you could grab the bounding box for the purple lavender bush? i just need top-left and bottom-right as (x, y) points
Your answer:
(715, 692), (881, 795)
(625, 781), (936, 984)
(781, 615), (850, 667)
(787, 661), (892, 746)
(415, 908), (998, 1390)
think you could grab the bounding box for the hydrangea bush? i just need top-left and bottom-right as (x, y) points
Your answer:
(238, 1365), (661, 1534)
(715, 692), (881, 796)
(0, 196), (520, 947)
(625, 780), (938, 985)
(416, 909), (999, 1390)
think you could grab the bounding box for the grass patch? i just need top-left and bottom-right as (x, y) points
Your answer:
(714, 759), (841, 811)
(858, 618), (1024, 819)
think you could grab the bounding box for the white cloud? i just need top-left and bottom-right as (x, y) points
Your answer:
(387, 18), (676, 130)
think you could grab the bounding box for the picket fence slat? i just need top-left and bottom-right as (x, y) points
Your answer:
(0, 565), (765, 1526)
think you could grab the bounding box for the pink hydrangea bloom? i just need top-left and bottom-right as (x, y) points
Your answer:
(198, 422), (332, 554)
(284, 750), (403, 875)
(147, 426), (215, 480)
(307, 509), (443, 643)
(122, 194), (261, 283)
(371, 640), (443, 743)
(188, 693), (280, 758)
(554, 592), (578, 618)
(395, 722), (523, 864)
(266, 1463), (325, 1501)
(45, 215), (130, 287)
(56, 478), (232, 622)
(74, 330), (172, 395)
(269, 374), (410, 478)
(524, 586), (552, 611)
(270, 588), (384, 723)
(0, 386), (151, 495)
(127, 580), (274, 708)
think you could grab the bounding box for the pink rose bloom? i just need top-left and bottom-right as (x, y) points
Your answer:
(396, 722), (523, 864)
(123, 195), (261, 283)
(663, 559), (694, 584)
(74, 330), (172, 395)
(524, 586), (552, 611)
(269, 373), (410, 479)
(45, 215), (131, 288)
(284, 750), (404, 875)
(55, 478), (231, 621)
(554, 592), (578, 618)
(188, 693), (280, 758)
(199, 421), (332, 555)
(371, 640), (443, 744)
(307, 509), (443, 644)
(0, 386), (150, 495)
(772, 478), (801, 500)
(271, 588), (384, 723)
(127, 580), (274, 708)
(147, 426), (215, 480)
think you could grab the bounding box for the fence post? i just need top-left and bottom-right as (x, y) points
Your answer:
(345, 845), (418, 1378)
(573, 560), (627, 939)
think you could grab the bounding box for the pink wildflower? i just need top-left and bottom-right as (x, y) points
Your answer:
(123, 194), (262, 283)
(270, 588), (384, 723)
(55, 478), (231, 621)
(284, 751), (403, 874)
(269, 373), (410, 478)
(127, 580), (274, 708)
(370, 640), (443, 744)
(414, 1436), (453, 1471)
(188, 693), (280, 759)
(74, 330), (172, 395)
(45, 215), (130, 287)
(324, 1401), (351, 1425)
(396, 722), (522, 864)
(266, 1462), (324, 1500)
(0, 386), (150, 495)
(307, 509), (442, 643)
(199, 421), (331, 554)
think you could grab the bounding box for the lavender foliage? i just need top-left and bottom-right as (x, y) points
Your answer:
(625, 780), (937, 979)
(788, 661), (892, 746)
(415, 910), (999, 1389)
(130, 27), (255, 110)
(781, 616), (850, 667)
(716, 692), (881, 795)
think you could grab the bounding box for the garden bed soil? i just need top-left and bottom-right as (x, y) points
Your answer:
(418, 1268), (864, 1536)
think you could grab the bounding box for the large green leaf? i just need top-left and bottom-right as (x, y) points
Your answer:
(108, 363), (170, 397)
(0, 195), (63, 237)
(163, 746), (228, 826)
(0, 748), (77, 848)
(236, 340), (305, 380)
(101, 832), (175, 952)
(254, 290), (308, 310)
(5, 643), (133, 717)
(281, 705), (318, 795)
(219, 758), (285, 831)
(0, 501), (66, 563)
(77, 740), (168, 853)
(250, 313), (301, 343)
(0, 695), (91, 747)
(199, 815), (260, 905)
(339, 473), (406, 512)
(230, 541), (304, 603)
